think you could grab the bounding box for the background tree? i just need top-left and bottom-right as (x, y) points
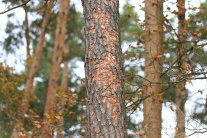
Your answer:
(10, 1), (55, 137)
(56, 44), (69, 138)
(41, 0), (70, 137)
(143, 0), (163, 137)
(188, 0), (207, 128)
(175, 0), (187, 137)
(32, 4), (84, 137)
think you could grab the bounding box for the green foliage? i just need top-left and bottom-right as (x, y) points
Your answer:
(2, 0), (21, 5)
(1, 0), (31, 54)
(120, 3), (142, 43)
(3, 21), (24, 53)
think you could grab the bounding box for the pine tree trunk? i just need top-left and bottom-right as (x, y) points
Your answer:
(143, 0), (163, 138)
(176, 0), (187, 137)
(41, 0), (70, 137)
(83, 0), (126, 137)
(56, 45), (69, 138)
(11, 1), (55, 138)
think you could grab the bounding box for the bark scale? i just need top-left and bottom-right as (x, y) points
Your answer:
(41, 0), (70, 137)
(56, 45), (69, 138)
(83, 0), (126, 137)
(143, 0), (163, 138)
(11, 1), (55, 138)
(175, 0), (187, 137)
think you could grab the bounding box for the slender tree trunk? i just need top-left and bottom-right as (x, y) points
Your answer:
(56, 45), (69, 138)
(26, 0), (55, 97)
(176, 0), (187, 137)
(41, 0), (70, 137)
(83, 0), (126, 137)
(24, 6), (31, 70)
(143, 0), (163, 138)
(11, 1), (55, 138)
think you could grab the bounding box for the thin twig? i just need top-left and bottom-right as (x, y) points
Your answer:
(161, 46), (194, 77)
(0, 0), (32, 14)
(187, 130), (207, 137)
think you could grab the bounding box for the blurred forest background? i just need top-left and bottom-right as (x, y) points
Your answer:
(0, 0), (207, 137)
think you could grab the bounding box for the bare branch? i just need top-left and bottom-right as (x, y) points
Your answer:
(161, 46), (194, 77)
(187, 129), (207, 137)
(0, 0), (32, 14)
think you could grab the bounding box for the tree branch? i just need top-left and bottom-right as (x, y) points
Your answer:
(187, 129), (207, 137)
(0, 0), (32, 14)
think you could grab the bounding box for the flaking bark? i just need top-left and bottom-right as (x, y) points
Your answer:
(143, 0), (164, 138)
(83, 0), (126, 137)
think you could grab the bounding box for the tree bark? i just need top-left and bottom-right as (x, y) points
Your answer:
(11, 1), (55, 138)
(41, 0), (70, 137)
(176, 0), (187, 137)
(143, 0), (163, 138)
(83, 0), (126, 137)
(56, 45), (69, 138)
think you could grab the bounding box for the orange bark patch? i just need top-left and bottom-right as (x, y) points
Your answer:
(93, 8), (110, 29)
(99, 16), (109, 29)
(89, 6), (121, 124)
(88, 28), (95, 33)
(88, 18), (95, 33)
(101, 29), (118, 50)
(91, 53), (122, 124)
